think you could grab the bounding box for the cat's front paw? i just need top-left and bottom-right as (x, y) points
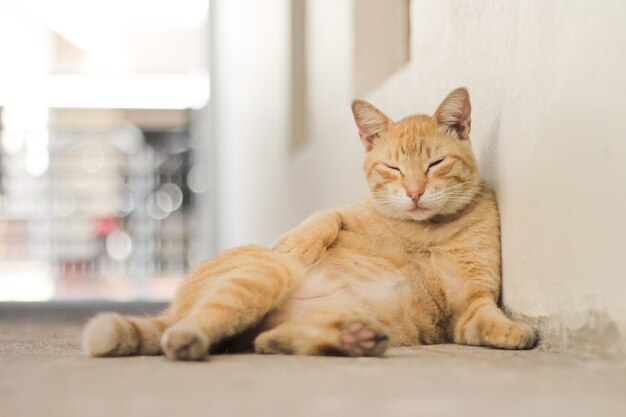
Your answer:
(161, 325), (209, 360)
(272, 231), (326, 265)
(483, 321), (538, 350)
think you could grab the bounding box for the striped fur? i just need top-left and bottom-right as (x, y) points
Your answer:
(83, 87), (536, 360)
(83, 313), (174, 357)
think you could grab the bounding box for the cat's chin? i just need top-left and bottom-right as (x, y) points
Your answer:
(372, 201), (439, 222)
(406, 207), (437, 222)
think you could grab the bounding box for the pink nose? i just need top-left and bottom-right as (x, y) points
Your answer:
(406, 189), (424, 203)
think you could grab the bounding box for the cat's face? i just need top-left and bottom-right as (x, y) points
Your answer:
(352, 88), (482, 222)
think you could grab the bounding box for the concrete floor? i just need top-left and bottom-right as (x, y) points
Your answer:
(1, 302), (625, 417)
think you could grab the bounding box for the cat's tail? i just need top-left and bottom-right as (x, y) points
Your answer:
(83, 312), (175, 357)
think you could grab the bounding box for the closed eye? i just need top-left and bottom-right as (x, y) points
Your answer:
(427, 158), (445, 171)
(383, 163), (401, 172)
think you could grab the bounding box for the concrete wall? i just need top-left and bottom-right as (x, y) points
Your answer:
(354, 0), (410, 95)
(211, 0), (292, 249)
(211, 0), (366, 250)
(211, 0), (626, 355)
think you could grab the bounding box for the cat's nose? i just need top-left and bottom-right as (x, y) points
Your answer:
(406, 189), (424, 203)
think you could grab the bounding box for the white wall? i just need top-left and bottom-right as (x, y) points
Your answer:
(211, 0), (291, 249)
(211, 0), (366, 250)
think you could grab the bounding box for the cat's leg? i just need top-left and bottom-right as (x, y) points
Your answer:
(84, 245), (291, 358)
(453, 298), (537, 349)
(162, 246), (305, 360)
(272, 210), (342, 265)
(254, 307), (389, 357)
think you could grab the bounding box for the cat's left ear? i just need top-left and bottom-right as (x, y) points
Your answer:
(433, 87), (471, 139)
(351, 99), (393, 151)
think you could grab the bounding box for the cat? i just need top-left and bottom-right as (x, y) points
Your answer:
(83, 87), (537, 360)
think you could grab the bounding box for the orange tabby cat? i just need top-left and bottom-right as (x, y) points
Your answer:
(83, 87), (537, 360)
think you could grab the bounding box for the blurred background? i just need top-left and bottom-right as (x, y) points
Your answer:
(1, 0), (625, 356)
(0, 0), (211, 300)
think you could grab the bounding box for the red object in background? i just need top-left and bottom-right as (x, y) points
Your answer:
(93, 216), (117, 236)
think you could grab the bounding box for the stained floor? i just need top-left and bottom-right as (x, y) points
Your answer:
(1, 302), (625, 417)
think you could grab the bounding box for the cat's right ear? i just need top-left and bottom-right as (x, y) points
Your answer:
(351, 100), (392, 151)
(433, 87), (471, 139)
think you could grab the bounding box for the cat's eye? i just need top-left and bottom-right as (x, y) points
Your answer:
(427, 158), (445, 171)
(383, 163), (401, 172)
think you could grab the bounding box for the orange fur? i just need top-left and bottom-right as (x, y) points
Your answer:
(83, 87), (536, 360)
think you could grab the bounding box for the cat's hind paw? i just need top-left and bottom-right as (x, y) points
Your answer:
(340, 321), (389, 357)
(161, 325), (209, 361)
(254, 317), (389, 357)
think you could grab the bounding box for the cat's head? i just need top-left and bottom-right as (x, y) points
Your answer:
(351, 87), (482, 222)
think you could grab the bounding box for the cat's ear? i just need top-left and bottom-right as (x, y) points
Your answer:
(433, 87), (471, 139)
(351, 99), (392, 151)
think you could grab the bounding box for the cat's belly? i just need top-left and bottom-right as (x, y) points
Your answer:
(264, 246), (441, 345)
(291, 250), (411, 311)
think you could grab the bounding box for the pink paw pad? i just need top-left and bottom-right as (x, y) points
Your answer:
(340, 322), (389, 357)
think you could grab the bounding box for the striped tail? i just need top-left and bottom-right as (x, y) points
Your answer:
(83, 313), (174, 357)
